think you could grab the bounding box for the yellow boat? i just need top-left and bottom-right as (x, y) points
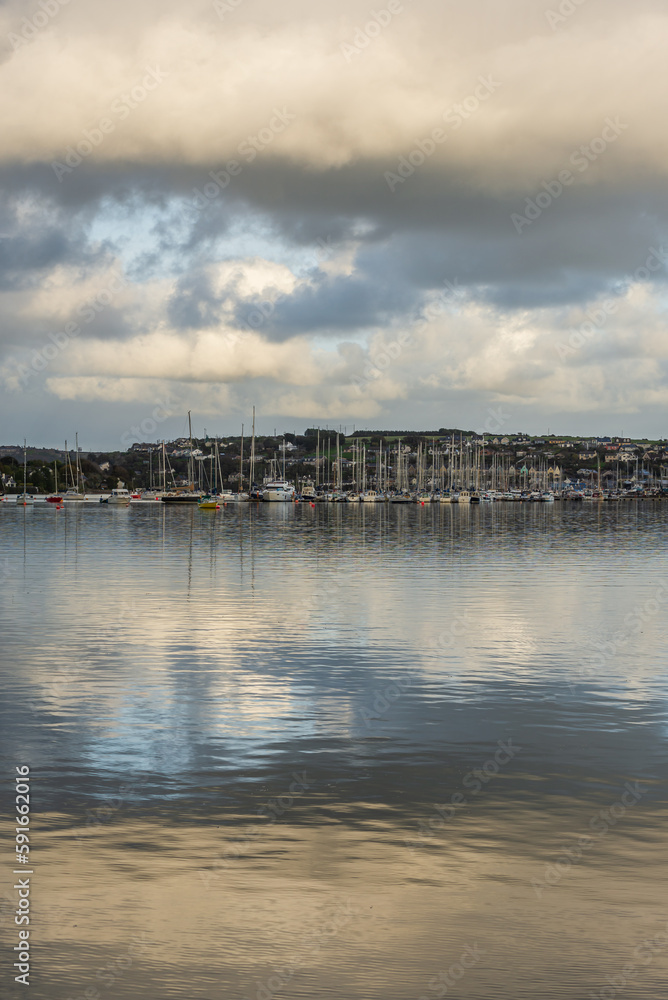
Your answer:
(198, 497), (220, 509)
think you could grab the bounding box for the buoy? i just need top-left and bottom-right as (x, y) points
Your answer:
(310, 502), (315, 508)
(216, 505), (220, 509)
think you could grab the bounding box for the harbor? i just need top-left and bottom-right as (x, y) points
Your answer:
(3, 420), (668, 506)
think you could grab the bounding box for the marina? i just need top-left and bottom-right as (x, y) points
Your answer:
(3, 485), (666, 505)
(5, 421), (668, 508)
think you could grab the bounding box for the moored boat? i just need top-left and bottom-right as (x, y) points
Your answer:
(161, 491), (203, 503)
(262, 480), (295, 502)
(198, 496), (220, 509)
(101, 488), (131, 506)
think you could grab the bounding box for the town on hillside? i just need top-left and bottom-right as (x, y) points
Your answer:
(1, 429), (667, 495)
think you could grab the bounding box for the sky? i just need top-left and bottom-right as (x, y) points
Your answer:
(1, 0), (667, 449)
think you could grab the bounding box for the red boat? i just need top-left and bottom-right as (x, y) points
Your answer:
(46, 495), (63, 503)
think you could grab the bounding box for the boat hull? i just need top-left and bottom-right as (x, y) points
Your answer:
(161, 495), (202, 503)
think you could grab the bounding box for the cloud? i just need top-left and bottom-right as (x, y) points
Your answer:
(1, 0), (668, 443)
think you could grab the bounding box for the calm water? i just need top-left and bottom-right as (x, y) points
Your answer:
(1, 502), (668, 1000)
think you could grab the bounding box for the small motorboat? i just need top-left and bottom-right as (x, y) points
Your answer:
(101, 488), (131, 506)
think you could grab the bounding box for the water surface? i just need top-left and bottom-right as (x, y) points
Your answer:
(1, 502), (667, 999)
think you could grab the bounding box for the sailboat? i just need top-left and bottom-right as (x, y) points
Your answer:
(262, 439), (294, 501)
(62, 435), (87, 500)
(16, 441), (34, 505)
(46, 459), (62, 503)
(162, 412), (204, 503)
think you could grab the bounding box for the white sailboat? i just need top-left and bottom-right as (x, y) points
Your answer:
(16, 440), (34, 505)
(62, 435), (87, 500)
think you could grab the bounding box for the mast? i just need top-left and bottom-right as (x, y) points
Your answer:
(240, 424), (244, 493)
(481, 435), (485, 492)
(54, 460), (58, 495)
(187, 411), (194, 490)
(336, 433), (340, 490)
(216, 440), (224, 492)
(250, 407), (256, 488)
(23, 439), (27, 496)
(75, 432), (80, 493)
(316, 429), (320, 489)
